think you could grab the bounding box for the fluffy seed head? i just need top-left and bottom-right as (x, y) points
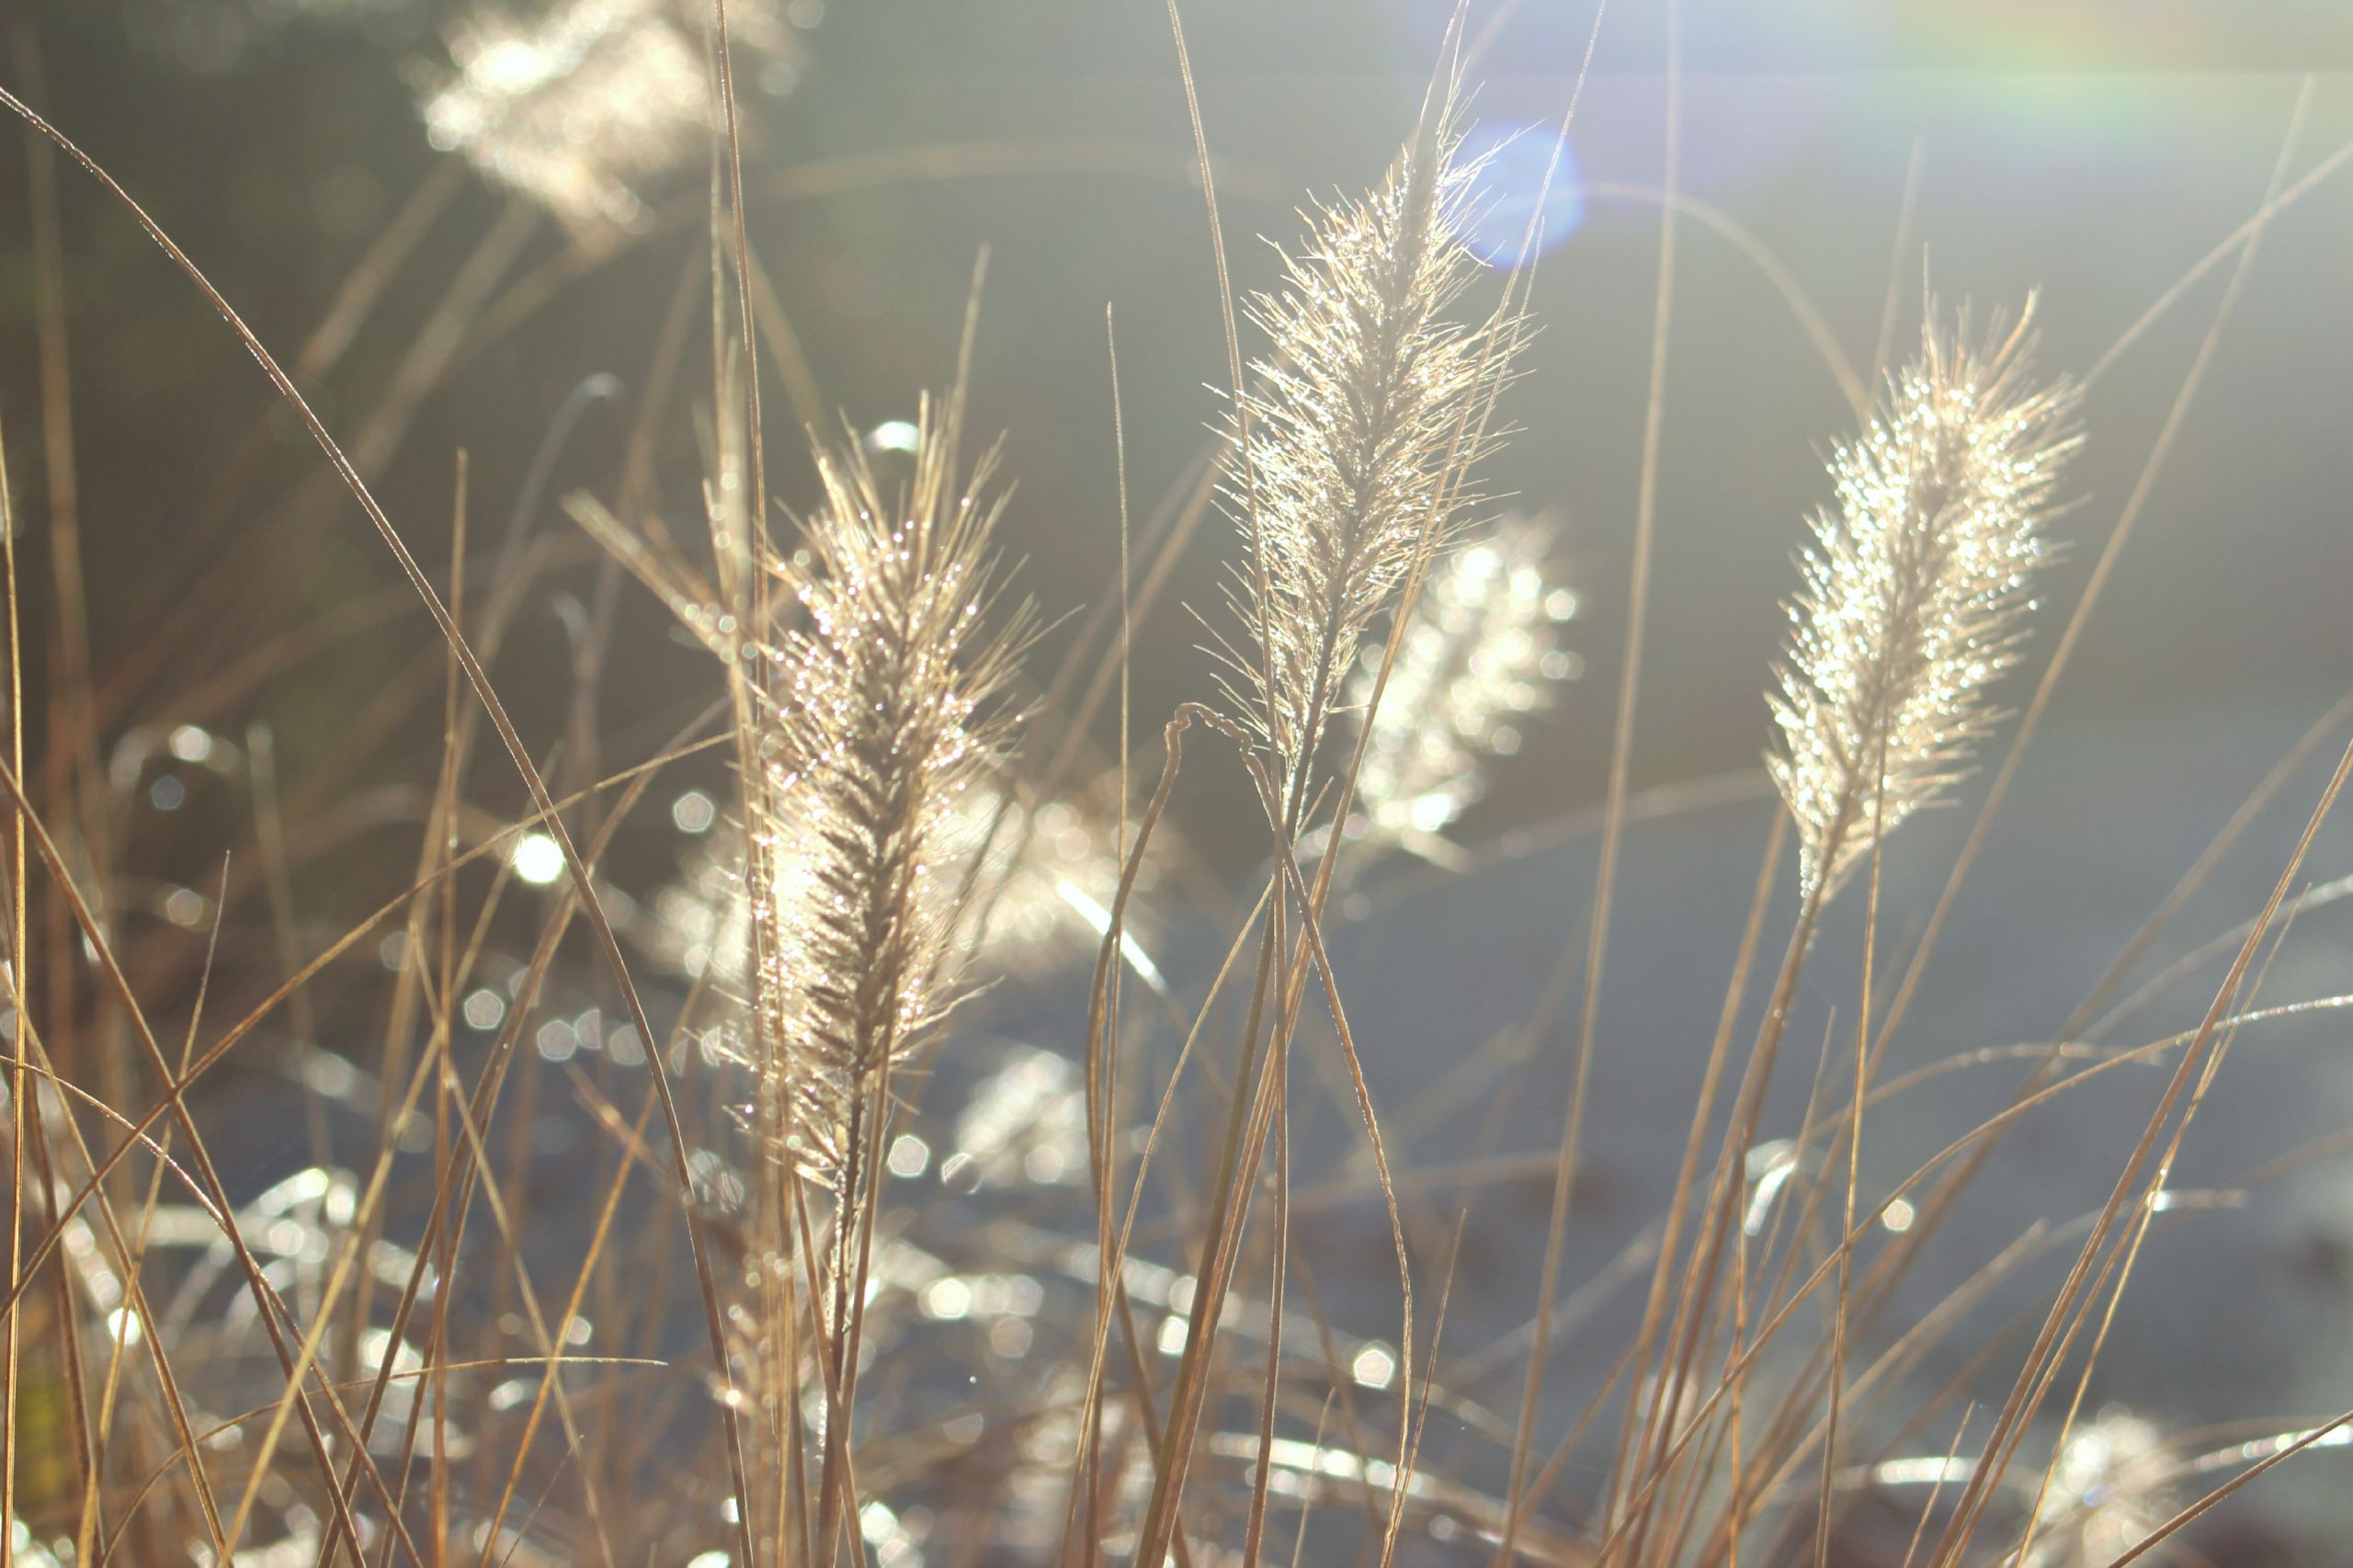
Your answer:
(1768, 301), (2081, 902)
(750, 403), (1029, 1194)
(637, 767), (1157, 999)
(1215, 114), (1523, 807)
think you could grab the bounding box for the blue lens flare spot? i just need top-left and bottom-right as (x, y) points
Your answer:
(1457, 119), (1586, 269)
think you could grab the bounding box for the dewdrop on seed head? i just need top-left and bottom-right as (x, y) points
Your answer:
(1768, 298), (2081, 903)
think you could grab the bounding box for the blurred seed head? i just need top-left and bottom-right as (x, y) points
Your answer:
(420, 0), (798, 234)
(2019, 1408), (2177, 1568)
(951, 1044), (1086, 1188)
(1342, 514), (1576, 861)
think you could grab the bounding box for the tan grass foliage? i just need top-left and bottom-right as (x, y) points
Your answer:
(6, 8), (2349, 1567)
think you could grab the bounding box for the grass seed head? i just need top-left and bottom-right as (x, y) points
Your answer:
(1215, 110), (1525, 812)
(1768, 299), (2083, 903)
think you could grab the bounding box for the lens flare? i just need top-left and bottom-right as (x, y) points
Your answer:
(1457, 119), (1586, 267)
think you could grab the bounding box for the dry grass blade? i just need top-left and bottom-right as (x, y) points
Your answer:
(0, 81), (762, 1562)
(2, 328), (29, 1566)
(1501, 6), (1668, 1555)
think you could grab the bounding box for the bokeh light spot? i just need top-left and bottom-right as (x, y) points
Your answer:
(510, 831), (565, 885)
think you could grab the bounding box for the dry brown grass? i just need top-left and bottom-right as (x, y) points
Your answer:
(2, 6), (2352, 1567)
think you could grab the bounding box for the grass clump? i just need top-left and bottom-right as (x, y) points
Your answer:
(1, 6), (2349, 1568)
